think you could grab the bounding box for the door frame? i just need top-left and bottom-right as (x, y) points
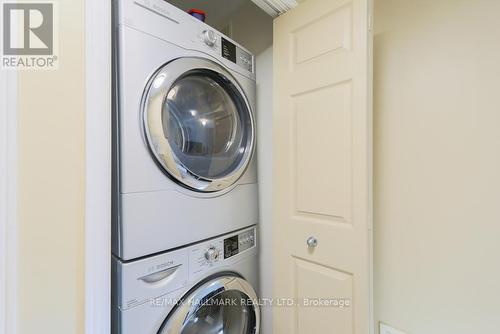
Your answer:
(0, 69), (18, 334)
(84, 0), (112, 332)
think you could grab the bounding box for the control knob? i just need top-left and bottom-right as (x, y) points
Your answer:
(204, 246), (220, 263)
(202, 30), (217, 47)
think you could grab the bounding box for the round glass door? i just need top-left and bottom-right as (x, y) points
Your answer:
(180, 290), (256, 334)
(158, 275), (260, 334)
(143, 58), (255, 193)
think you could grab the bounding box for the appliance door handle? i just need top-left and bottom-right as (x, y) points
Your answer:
(138, 264), (182, 284)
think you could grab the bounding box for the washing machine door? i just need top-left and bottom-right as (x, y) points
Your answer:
(158, 274), (260, 334)
(142, 57), (255, 193)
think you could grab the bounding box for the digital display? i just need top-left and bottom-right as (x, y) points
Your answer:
(221, 37), (236, 63)
(224, 235), (239, 259)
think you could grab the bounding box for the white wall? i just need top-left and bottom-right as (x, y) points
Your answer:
(374, 0), (500, 333)
(256, 46), (273, 334)
(16, 0), (86, 333)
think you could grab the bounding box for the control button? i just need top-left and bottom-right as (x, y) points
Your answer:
(239, 56), (251, 65)
(204, 246), (220, 263)
(202, 30), (217, 47)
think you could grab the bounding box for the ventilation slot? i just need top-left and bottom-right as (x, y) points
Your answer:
(251, 0), (298, 17)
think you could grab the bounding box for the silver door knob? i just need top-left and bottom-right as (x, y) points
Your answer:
(307, 236), (318, 248)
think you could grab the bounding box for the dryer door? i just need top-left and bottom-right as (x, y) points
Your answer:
(158, 274), (260, 334)
(142, 57), (255, 193)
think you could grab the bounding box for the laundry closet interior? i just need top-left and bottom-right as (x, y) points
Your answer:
(112, 0), (275, 333)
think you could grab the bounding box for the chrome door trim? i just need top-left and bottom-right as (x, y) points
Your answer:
(158, 274), (260, 334)
(142, 57), (255, 193)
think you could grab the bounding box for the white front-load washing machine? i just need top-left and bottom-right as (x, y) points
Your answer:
(112, 0), (258, 260)
(112, 226), (260, 334)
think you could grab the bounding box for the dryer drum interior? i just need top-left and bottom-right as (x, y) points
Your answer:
(142, 57), (255, 193)
(158, 274), (260, 334)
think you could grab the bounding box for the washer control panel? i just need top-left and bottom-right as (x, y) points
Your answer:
(115, 226), (257, 310)
(224, 228), (255, 259)
(188, 227), (256, 277)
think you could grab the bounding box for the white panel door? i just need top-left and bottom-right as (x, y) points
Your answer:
(272, 0), (372, 333)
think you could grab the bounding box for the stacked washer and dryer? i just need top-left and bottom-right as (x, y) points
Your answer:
(112, 0), (260, 333)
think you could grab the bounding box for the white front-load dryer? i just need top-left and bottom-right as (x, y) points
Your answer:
(112, 226), (260, 334)
(113, 0), (258, 260)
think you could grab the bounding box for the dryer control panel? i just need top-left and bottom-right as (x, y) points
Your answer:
(198, 28), (254, 73)
(221, 37), (253, 73)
